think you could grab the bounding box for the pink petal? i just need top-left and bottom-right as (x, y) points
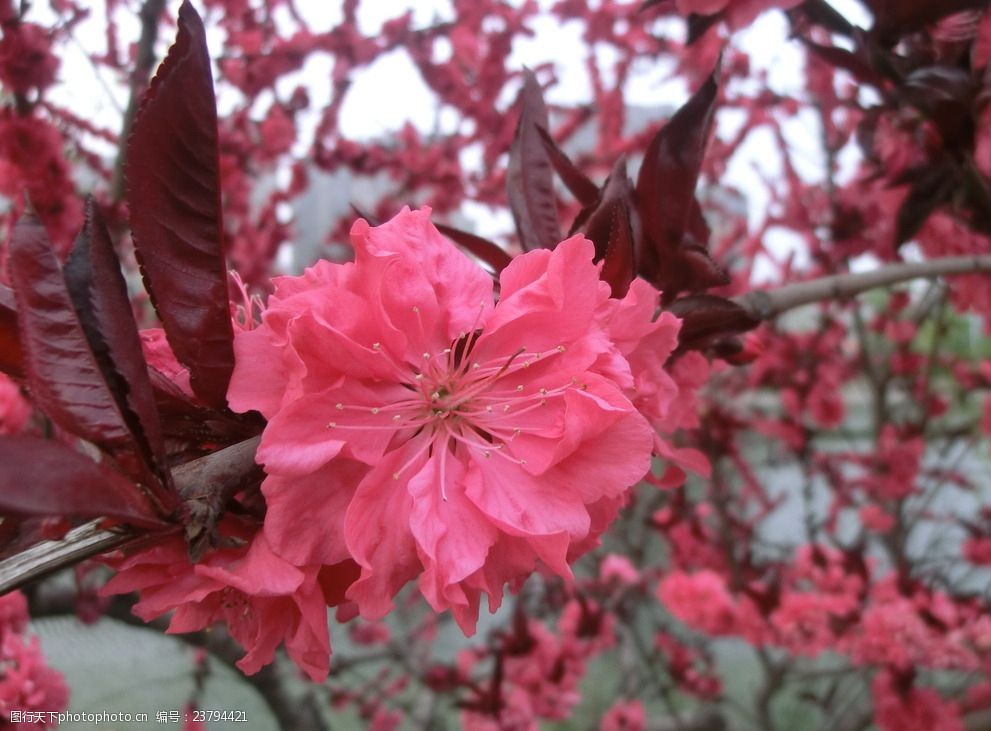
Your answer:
(407, 450), (498, 615)
(344, 445), (423, 619)
(465, 455), (590, 539)
(262, 460), (365, 567)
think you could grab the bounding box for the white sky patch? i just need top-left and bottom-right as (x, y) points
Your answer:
(337, 48), (439, 139)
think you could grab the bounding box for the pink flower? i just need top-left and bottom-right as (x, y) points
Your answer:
(140, 329), (194, 400)
(0, 23), (59, 94)
(102, 521), (356, 681)
(0, 590), (28, 636)
(0, 373), (29, 434)
(600, 700), (645, 731)
(0, 635), (69, 726)
(228, 207), (673, 632)
(872, 671), (964, 731)
(657, 570), (739, 636)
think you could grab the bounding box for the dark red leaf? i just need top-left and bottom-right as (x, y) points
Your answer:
(0, 285), (22, 378)
(788, 0), (855, 35)
(507, 70), (561, 251)
(63, 202), (177, 508)
(865, 0), (989, 41)
(901, 66), (975, 143)
(668, 294), (760, 353)
(635, 69), (719, 281)
(576, 159), (636, 297)
(681, 245), (731, 290)
(601, 204), (636, 299)
(435, 222), (513, 275)
(895, 164), (958, 245)
(8, 216), (132, 447)
(126, 0), (234, 409)
(0, 436), (166, 528)
(686, 13), (722, 44)
(802, 40), (883, 87)
(535, 125), (599, 207)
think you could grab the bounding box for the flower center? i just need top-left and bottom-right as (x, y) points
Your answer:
(325, 308), (585, 496)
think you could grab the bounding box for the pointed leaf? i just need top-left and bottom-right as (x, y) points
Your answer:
(435, 222), (513, 275)
(126, 0), (234, 409)
(63, 202), (176, 507)
(576, 159), (636, 297)
(667, 294), (760, 353)
(636, 69), (719, 265)
(866, 0), (989, 40)
(802, 40), (882, 87)
(0, 436), (166, 528)
(601, 204), (636, 299)
(535, 125), (599, 206)
(0, 285), (22, 378)
(8, 216), (132, 447)
(507, 70), (561, 251)
(686, 13), (722, 44)
(788, 0), (855, 35)
(895, 164), (958, 245)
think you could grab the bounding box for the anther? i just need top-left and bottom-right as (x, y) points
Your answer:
(326, 422), (336, 429)
(371, 407), (380, 414)
(515, 385), (524, 392)
(336, 403), (344, 410)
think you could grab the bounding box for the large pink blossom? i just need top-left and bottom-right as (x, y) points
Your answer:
(228, 207), (681, 632)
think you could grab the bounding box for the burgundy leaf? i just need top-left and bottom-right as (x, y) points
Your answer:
(0, 436), (166, 528)
(895, 164), (959, 245)
(686, 13), (722, 44)
(126, 0), (234, 409)
(601, 203), (636, 298)
(685, 199), (711, 247)
(0, 285), (22, 378)
(435, 222), (513, 275)
(63, 202), (176, 507)
(636, 69), (719, 285)
(507, 69), (561, 251)
(866, 0), (989, 40)
(8, 216), (132, 447)
(681, 245), (731, 290)
(788, 0), (855, 35)
(668, 294), (759, 353)
(802, 40), (883, 87)
(577, 159), (636, 297)
(535, 125), (599, 207)
(901, 66), (976, 143)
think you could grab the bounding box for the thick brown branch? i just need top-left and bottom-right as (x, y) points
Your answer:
(0, 435), (261, 594)
(734, 255), (991, 321)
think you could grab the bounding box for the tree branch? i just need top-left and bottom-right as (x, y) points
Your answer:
(0, 436), (261, 594)
(734, 255), (991, 321)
